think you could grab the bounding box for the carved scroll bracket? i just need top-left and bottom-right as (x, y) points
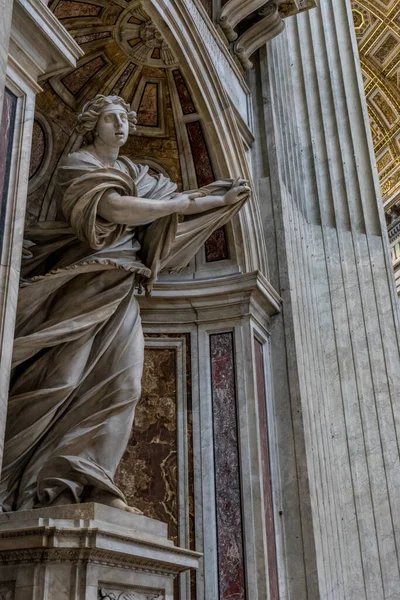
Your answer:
(234, 3), (284, 70)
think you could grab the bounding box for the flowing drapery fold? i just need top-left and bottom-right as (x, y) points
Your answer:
(0, 151), (246, 511)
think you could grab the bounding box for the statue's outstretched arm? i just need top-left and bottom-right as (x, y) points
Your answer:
(97, 189), (190, 225)
(178, 183), (251, 215)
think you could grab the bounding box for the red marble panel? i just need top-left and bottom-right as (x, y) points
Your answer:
(186, 121), (214, 187)
(54, 0), (103, 18)
(115, 347), (178, 541)
(172, 70), (196, 115)
(0, 89), (17, 255)
(205, 226), (229, 262)
(254, 339), (279, 599)
(115, 335), (196, 600)
(29, 120), (46, 180)
(74, 31), (111, 45)
(110, 63), (136, 97)
(144, 333), (196, 600)
(210, 333), (246, 600)
(137, 82), (159, 127)
(62, 56), (106, 96)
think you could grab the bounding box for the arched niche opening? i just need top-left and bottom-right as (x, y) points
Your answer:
(27, 0), (268, 281)
(21, 5), (282, 600)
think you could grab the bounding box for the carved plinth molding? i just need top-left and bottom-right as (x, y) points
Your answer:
(99, 587), (164, 600)
(0, 504), (200, 600)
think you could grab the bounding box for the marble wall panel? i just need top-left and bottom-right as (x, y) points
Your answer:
(186, 121), (214, 187)
(54, 1), (103, 19)
(123, 67), (183, 189)
(115, 347), (179, 542)
(62, 55), (107, 96)
(205, 227), (229, 262)
(0, 89), (17, 257)
(115, 333), (195, 599)
(254, 339), (279, 600)
(144, 333), (196, 600)
(210, 332), (246, 600)
(137, 83), (159, 127)
(110, 63), (136, 97)
(74, 31), (111, 45)
(172, 70), (196, 115)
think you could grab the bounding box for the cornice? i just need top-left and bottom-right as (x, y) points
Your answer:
(0, 523), (200, 573)
(11, 0), (83, 82)
(139, 271), (282, 326)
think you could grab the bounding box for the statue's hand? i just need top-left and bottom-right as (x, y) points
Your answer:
(171, 191), (203, 213)
(223, 185), (251, 206)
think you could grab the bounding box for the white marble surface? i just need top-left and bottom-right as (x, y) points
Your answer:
(0, 503), (199, 600)
(260, 0), (400, 596)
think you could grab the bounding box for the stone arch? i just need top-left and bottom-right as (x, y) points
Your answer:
(27, 0), (267, 276)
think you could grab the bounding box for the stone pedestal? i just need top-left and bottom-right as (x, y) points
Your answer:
(0, 503), (199, 599)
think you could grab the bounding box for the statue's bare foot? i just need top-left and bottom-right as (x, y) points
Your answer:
(86, 490), (143, 515)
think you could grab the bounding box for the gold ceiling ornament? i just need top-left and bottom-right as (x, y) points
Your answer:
(351, 0), (400, 209)
(351, 0), (400, 285)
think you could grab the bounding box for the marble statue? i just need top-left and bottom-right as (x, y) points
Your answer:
(0, 95), (250, 514)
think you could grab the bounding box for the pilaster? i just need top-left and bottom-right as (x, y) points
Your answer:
(0, 0), (13, 117)
(261, 0), (400, 597)
(0, 1), (82, 473)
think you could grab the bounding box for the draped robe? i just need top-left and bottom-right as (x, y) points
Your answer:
(0, 151), (246, 512)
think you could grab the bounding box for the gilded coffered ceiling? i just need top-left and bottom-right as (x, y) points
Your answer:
(352, 0), (400, 209)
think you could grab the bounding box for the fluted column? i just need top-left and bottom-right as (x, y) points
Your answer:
(259, 0), (400, 598)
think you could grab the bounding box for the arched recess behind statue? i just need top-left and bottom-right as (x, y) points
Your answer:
(26, 0), (268, 280)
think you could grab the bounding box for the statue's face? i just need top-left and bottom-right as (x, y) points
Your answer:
(95, 104), (129, 148)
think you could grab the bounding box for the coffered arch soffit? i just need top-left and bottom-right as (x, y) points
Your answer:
(28, 0), (267, 276)
(352, 0), (400, 208)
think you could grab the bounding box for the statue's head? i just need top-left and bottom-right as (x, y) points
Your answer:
(76, 95), (137, 148)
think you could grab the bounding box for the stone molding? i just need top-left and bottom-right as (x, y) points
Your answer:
(177, 0), (252, 125)
(234, 2), (284, 70)
(12, 0), (82, 82)
(0, 504), (200, 576)
(219, 0), (268, 42)
(139, 271), (281, 326)
(0, 505), (192, 599)
(99, 588), (163, 600)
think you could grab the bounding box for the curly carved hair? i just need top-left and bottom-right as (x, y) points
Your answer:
(76, 95), (137, 135)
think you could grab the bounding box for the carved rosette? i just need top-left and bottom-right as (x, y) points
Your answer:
(117, 6), (177, 67)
